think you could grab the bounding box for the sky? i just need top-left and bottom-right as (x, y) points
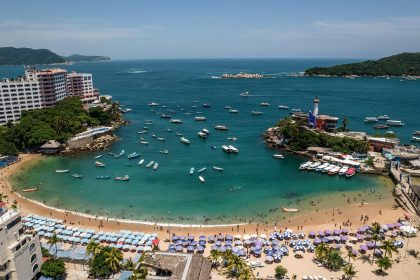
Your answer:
(1, 0), (420, 59)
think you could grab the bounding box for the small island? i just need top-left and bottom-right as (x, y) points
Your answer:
(304, 52), (420, 77)
(221, 72), (264, 79)
(62, 54), (111, 62)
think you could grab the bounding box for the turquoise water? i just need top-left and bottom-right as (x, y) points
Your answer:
(2, 59), (419, 224)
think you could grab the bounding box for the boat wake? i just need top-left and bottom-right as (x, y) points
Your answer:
(120, 69), (148, 74)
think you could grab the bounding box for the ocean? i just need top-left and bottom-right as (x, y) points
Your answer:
(2, 59), (419, 225)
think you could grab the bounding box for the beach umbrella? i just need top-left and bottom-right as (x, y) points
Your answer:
(341, 236), (348, 242)
(225, 240), (232, 246)
(324, 229), (332, 235)
(215, 241), (222, 246)
(188, 236), (195, 241)
(308, 231), (316, 238)
(176, 245), (183, 252)
(271, 239), (279, 245)
(243, 240), (252, 246)
(234, 240), (242, 246)
(333, 229), (341, 235)
(208, 236), (215, 242)
(152, 239), (160, 246)
(137, 246), (144, 252)
(317, 231), (325, 237)
(272, 245), (281, 251)
(226, 235), (233, 241)
(234, 234), (241, 240)
(259, 233), (267, 239)
(356, 234), (365, 241)
(358, 227), (366, 233)
(199, 235), (206, 240)
(144, 246), (152, 252)
(219, 246), (227, 253)
(238, 249), (246, 257)
(211, 245), (219, 251)
(243, 234), (251, 240)
(313, 238), (321, 245)
(226, 245), (232, 250)
(199, 240), (206, 246)
(334, 236), (341, 242)
(217, 234), (224, 240)
(197, 246), (204, 252)
(322, 238), (329, 243)
(176, 240), (183, 245)
(265, 256), (274, 263)
(380, 225), (389, 231)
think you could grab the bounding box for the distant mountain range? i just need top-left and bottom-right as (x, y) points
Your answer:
(304, 52), (420, 77)
(0, 47), (111, 65)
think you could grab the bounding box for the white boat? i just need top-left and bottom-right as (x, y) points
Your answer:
(137, 130), (148, 134)
(199, 176), (206, 183)
(307, 162), (321, 170)
(377, 115), (389, 120)
(338, 166), (349, 176)
(364, 117), (378, 123)
(413, 131), (420, 136)
(386, 120), (405, 126)
(282, 207), (298, 213)
(114, 150), (125, 158)
(222, 145), (238, 153)
(195, 116), (207, 121)
(198, 167), (207, 173)
(144, 122), (153, 125)
(72, 173), (83, 179)
(228, 109), (239, 113)
(55, 169), (69, 173)
(153, 163), (159, 170)
(278, 105), (289, 110)
(227, 137), (237, 141)
(240, 91), (250, 97)
(140, 141), (149, 145)
(260, 102), (270, 106)
(94, 155), (102, 159)
(215, 125), (228, 131)
(411, 136), (420, 142)
(157, 137), (165, 141)
(224, 106), (232, 109)
(328, 166), (341, 175)
(180, 137), (191, 144)
(213, 166), (224, 172)
(127, 152), (140, 159)
(170, 119), (183, 124)
(323, 164), (335, 173)
(251, 111), (263, 115)
(202, 128), (210, 135)
(159, 150), (169, 154)
(148, 102), (158, 106)
(176, 132), (184, 136)
(272, 154), (284, 159)
(146, 161), (154, 168)
(138, 159), (144, 165)
(166, 128), (172, 132)
(161, 114), (172, 119)
(114, 175), (130, 181)
(190, 167), (194, 175)
(291, 108), (302, 113)
(95, 161), (106, 167)
(316, 163), (329, 172)
(299, 161), (311, 170)
(152, 134), (157, 138)
(198, 131), (208, 138)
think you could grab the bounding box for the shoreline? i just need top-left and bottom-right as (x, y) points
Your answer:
(1, 154), (408, 237)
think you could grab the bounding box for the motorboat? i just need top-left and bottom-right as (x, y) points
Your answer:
(323, 164), (335, 173)
(127, 152), (140, 159)
(282, 207), (298, 212)
(199, 176), (206, 183)
(338, 166), (349, 176)
(170, 119), (183, 124)
(94, 155), (102, 159)
(96, 175), (110, 180)
(198, 167), (207, 173)
(195, 116), (207, 121)
(364, 117), (378, 123)
(374, 124), (389, 129)
(55, 169), (69, 173)
(213, 166), (223, 172)
(160, 114), (172, 119)
(95, 161), (106, 167)
(153, 163), (159, 170)
(299, 161), (311, 170)
(273, 154), (284, 159)
(291, 108), (302, 113)
(202, 104), (212, 108)
(224, 106), (232, 109)
(386, 120), (405, 126)
(222, 145), (238, 153)
(260, 102), (270, 106)
(307, 162), (321, 170)
(180, 137), (191, 144)
(140, 141), (149, 145)
(411, 136), (420, 142)
(152, 134), (157, 138)
(114, 150), (125, 158)
(377, 115), (389, 120)
(190, 167), (194, 175)
(166, 128), (172, 132)
(413, 131), (420, 136)
(137, 130), (148, 134)
(227, 137), (237, 141)
(148, 102), (158, 106)
(159, 150), (169, 154)
(202, 128), (210, 135)
(138, 159), (144, 165)
(22, 187), (38, 192)
(251, 111), (263, 115)
(198, 131), (208, 138)
(72, 173), (83, 179)
(114, 175), (130, 181)
(146, 161), (154, 168)
(316, 163), (329, 172)
(328, 166), (341, 175)
(215, 125), (228, 131)
(240, 91), (250, 97)
(228, 109), (239, 113)
(278, 105), (289, 110)
(157, 137), (165, 141)
(345, 168), (356, 178)
(144, 122), (153, 125)
(176, 132), (184, 136)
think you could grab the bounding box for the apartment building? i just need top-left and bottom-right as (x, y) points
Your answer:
(66, 72), (99, 104)
(0, 77), (42, 125)
(0, 203), (43, 280)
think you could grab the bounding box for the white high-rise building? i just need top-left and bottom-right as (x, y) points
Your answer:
(0, 77), (42, 125)
(66, 72), (99, 104)
(0, 203), (43, 280)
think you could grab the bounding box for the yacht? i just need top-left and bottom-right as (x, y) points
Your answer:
(138, 159), (144, 165)
(338, 166), (349, 176)
(190, 167), (194, 175)
(215, 125), (228, 131)
(240, 91), (250, 97)
(251, 111), (263, 115)
(127, 152), (140, 159)
(345, 168), (356, 178)
(199, 176), (206, 183)
(316, 163), (329, 172)
(137, 130), (148, 134)
(278, 105), (289, 110)
(170, 119), (183, 124)
(272, 154), (284, 159)
(146, 161), (154, 168)
(153, 163), (159, 170)
(180, 137), (191, 144)
(202, 104), (212, 108)
(54, 169), (68, 173)
(299, 161), (311, 170)
(95, 161), (106, 167)
(195, 116), (207, 121)
(364, 117), (378, 123)
(227, 137), (237, 141)
(323, 164), (335, 173)
(386, 120), (405, 126)
(260, 102), (270, 106)
(114, 175), (130, 181)
(221, 145), (238, 153)
(224, 106), (232, 110)
(148, 102), (158, 106)
(159, 150), (169, 155)
(377, 115), (389, 120)
(413, 131), (420, 136)
(114, 150), (125, 158)
(307, 162), (321, 170)
(161, 114), (172, 119)
(94, 155), (102, 159)
(96, 175), (110, 180)
(374, 124), (389, 129)
(198, 167), (207, 173)
(140, 141), (149, 145)
(213, 166), (224, 172)
(176, 132), (184, 136)
(328, 166), (341, 175)
(157, 137), (165, 141)
(228, 109), (239, 113)
(411, 136), (420, 142)
(202, 128), (210, 135)
(198, 131), (208, 138)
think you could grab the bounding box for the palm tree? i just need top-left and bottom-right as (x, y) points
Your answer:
(314, 243), (330, 261)
(209, 250), (223, 269)
(375, 256), (392, 275)
(342, 263), (357, 279)
(47, 233), (61, 258)
(382, 239), (398, 258)
(0, 192), (8, 202)
(370, 222), (381, 260)
(237, 267), (254, 280)
(105, 247), (123, 274)
(342, 117), (349, 131)
(344, 247), (356, 264)
(325, 249), (345, 271)
(86, 240), (103, 258)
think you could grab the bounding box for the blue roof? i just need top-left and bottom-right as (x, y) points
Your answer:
(118, 270), (133, 280)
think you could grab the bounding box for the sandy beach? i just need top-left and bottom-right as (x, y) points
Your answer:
(1, 154), (419, 279)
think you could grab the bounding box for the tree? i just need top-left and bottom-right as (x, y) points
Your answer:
(41, 258), (66, 279)
(375, 256), (392, 274)
(382, 239), (398, 258)
(324, 249), (345, 271)
(314, 243), (329, 261)
(47, 233), (61, 258)
(0, 192), (8, 202)
(209, 250), (223, 269)
(87, 240), (103, 259)
(130, 267), (148, 280)
(342, 263), (357, 279)
(345, 247), (356, 264)
(89, 247), (112, 278)
(124, 257), (136, 271)
(105, 247), (123, 274)
(369, 222), (382, 261)
(274, 265), (288, 279)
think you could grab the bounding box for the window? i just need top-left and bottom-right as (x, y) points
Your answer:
(6, 216), (21, 229)
(29, 243), (35, 251)
(0, 262), (8, 271)
(32, 264), (38, 272)
(31, 253), (37, 262)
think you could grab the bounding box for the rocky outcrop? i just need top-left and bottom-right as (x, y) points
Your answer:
(263, 127), (284, 148)
(62, 134), (119, 155)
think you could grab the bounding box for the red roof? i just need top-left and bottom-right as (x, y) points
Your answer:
(152, 239), (160, 245)
(0, 202), (6, 207)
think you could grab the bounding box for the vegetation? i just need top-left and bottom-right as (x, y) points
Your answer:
(88, 242), (124, 278)
(314, 243), (346, 271)
(274, 265), (288, 279)
(305, 52), (420, 76)
(375, 256), (393, 275)
(41, 258), (66, 279)
(275, 117), (369, 154)
(0, 97), (121, 155)
(209, 250), (254, 279)
(47, 233), (62, 258)
(63, 54), (111, 62)
(342, 263), (357, 280)
(0, 47), (65, 65)
(130, 267), (148, 280)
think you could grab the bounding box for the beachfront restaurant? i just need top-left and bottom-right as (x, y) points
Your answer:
(39, 140), (62, 155)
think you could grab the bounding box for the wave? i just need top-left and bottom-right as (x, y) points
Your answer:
(119, 69), (148, 74)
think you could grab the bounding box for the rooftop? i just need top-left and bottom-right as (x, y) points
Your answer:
(40, 140), (61, 149)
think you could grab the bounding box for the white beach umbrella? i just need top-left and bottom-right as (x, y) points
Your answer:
(250, 234), (258, 238)
(259, 233), (267, 239)
(243, 234), (250, 240)
(234, 234), (242, 240)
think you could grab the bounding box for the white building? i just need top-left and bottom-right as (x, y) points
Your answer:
(0, 202), (43, 280)
(66, 72), (99, 104)
(0, 77), (42, 125)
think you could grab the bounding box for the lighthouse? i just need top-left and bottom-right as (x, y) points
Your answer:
(313, 96), (320, 116)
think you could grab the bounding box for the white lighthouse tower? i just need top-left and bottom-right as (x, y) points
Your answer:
(313, 96), (320, 116)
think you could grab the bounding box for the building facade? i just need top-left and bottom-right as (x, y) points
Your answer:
(66, 72), (99, 104)
(0, 203), (43, 280)
(0, 77), (42, 125)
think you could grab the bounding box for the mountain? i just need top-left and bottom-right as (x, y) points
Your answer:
(63, 54), (111, 62)
(0, 47), (65, 65)
(304, 52), (420, 77)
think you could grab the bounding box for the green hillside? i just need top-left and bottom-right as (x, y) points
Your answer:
(63, 54), (111, 62)
(0, 47), (65, 65)
(305, 52), (420, 76)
